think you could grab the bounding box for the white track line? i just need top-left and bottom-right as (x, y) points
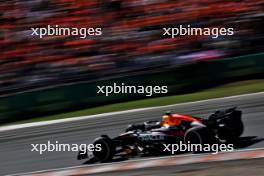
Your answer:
(1, 91), (264, 132)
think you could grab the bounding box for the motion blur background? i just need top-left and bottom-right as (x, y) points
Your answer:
(0, 0), (264, 123)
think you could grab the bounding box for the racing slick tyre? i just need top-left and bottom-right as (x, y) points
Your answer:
(77, 147), (88, 160)
(93, 136), (115, 162)
(218, 119), (244, 142)
(213, 109), (244, 141)
(184, 126), (216, 146)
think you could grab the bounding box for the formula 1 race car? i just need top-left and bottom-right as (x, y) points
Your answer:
(77, 107), (244, 163)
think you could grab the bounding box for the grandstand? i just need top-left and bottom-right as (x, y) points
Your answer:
(0, 0), (263, 95)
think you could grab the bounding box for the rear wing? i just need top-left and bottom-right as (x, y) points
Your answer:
(209, 107), (242, 120)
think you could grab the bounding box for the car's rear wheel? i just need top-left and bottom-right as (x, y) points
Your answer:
(185, 131), (201, 144)
(184, 126), (216, 153)
(218, 120), (244, 141)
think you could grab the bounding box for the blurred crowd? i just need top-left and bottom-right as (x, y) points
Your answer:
(0, 0), (264, 94)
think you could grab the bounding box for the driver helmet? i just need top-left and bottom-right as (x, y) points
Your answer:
(161, 111), (177, 127)
(164, 111), (172, 116)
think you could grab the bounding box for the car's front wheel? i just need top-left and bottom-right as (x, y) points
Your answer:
(93, 136), (115, 162)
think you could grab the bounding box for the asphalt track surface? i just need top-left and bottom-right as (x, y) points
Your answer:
(1, 92), (264, 175)
(90, 158), (264, 176)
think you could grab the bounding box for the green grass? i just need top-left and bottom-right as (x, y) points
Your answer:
(10, 79), (264, 124)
